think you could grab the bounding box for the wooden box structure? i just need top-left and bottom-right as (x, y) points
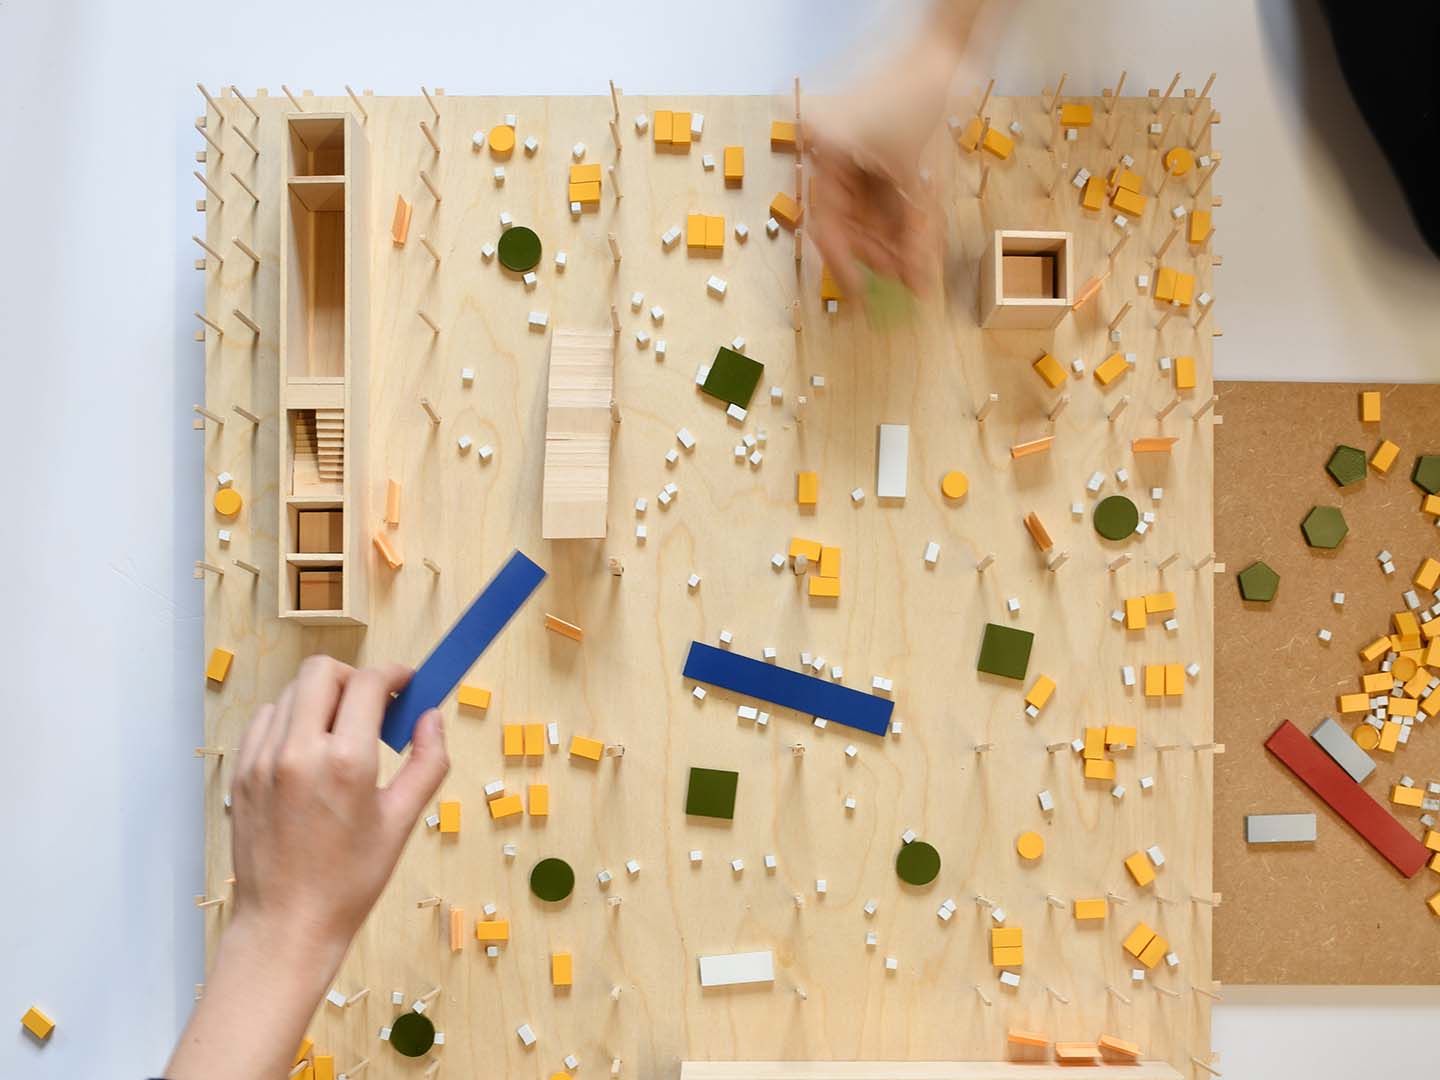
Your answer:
(277, 112), (370, 624)
(978, 230), (1072, 329)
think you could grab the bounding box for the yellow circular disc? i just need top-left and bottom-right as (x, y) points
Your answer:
(488, 123), (515, 158)
(213, 488), (243, 517)
(941, 470), (969, 500)
(1353, 724), (1380, 750)
(1392, 656), (1418, 681)
(1016, 831), (1045, 860)
(1163, 146), (1195, 176)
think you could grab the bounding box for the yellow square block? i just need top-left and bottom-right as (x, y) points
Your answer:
(1393, 784), (1424, 808)
(796, 471), (819, 506)
(1174, 356), (1196, 390)
(438, 800), (460, 833)
(1144, 665), (1165, 697)
(789, 537), (823, 562)
(1362, 672), (1393, 693)
(671, 112), (692, 147)
(475, 919), (510, 942)
(1154, 266), (1178, 302)
(1074, 897), (1108, 920)
(770, 191), (803, 229)
(503, 724), (524, 756)
(654, 110), (673, 144)
(1359, 390), (1381, 422)
(551, 951), (573, 986)
(528, 783), (549, 816)
(1416, 558), (1440, 592)
(524, 722), (545, 755)
(1083, 727), (1105, 759)
(1404, 669), (1431, 698)
(770, 120), (797, 150)
(1188, 209), (1212, 244)
(991, 926), (1024, 947)
(1361, 636), (1392, 662)
(1025, 675), (1056, 711)
(808, 576), (840, 598)
(1429, 891), (1440, 917)
(1378, 721), (1400, 752)
(1122, 922), (1157, 958)
(819, 546), (841, 579)
(1125, 597), (1147, 630)
(457, 684), (492, 710)
(1105, 725), (1137, 748)
(981, 126), (1014, 159)
(687, 213), (708, 249)
(1033, 352), (1066, 389)
(705, 214), (725, 250)
(488, 794), (523, 819)
(206, 647), (233, 683)
(1395, 611), (1420, 638)
(568, 180), (601, 205)
(1084, 758), (1116, 781)
(991, 945), (1025, 966)
(569, 163), (602, 184)
(21, 1006), (54, 1041)
(570, 734), (603, 761)
(1424, 494), (1440, 516)
(1425, 830), (1440, 852)
(1095, 353), (1129, 386)
(1389, 695), (1419, 717)
(1060, 103), (1093, 126)
(1371, 439), (1400, 473)
(820, 265), (845, 302)
(1111, 186), (1146, 218)
(1109, 167), (1142, 193)
(1145, 592), (1177, 614)
(1164, 663), (1184, 696)
(1081, 175), (1106, 211)
(723, 145), (744, 182)
(1173, 271), (1195, 306)
(1425, 688), (1440, 717)
(314, 1056), (335, 1080)
(1338, 692), (1369, 714)
(1137, 933), (1168, 968)
(1125, 851), (1156, 887)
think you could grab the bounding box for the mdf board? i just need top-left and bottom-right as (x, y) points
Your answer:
(197, 86), (1216, 1077)
(1214, 382), (1440, 984)
(541, 328), (616, 539)
(679, 1065), (1182, 1080)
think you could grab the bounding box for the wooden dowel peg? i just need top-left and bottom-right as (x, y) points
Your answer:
(1195, 158), (1221, 195)
(1159, 108), (1181, 144)
(1157, 72), (1181, 111)
(232, 126), (259, 155)
(607, 233), (622, 263)
(976, 77), (995, 122)
(1047, 72), (1068, 111)
(609, 116), (622, 151)
(193, 745), (225, 757)
(1155, 892), (1179, 905)
(1045, 893), (1067, 909)
(974, 984), (992, 1007)
(233, 558), (262, 576)
(1190, 1057), (1223, 1077)
(973, 894), (995, 908)
(1108, 301), (1133, 332)
(1108, 230), (1131, 262)
(1196, 297), (1216, 327)
(1047, 394), (1070, 421)
(1106, 891), (1129, 905)
(1045, 742), (1071, 754)
(233, 237), (261, 265)
(790, 299), (802, 333)
(1103, 108), (1119, 149)
(1107, 395), (1130, 422)
(1156, 307), (1179, 332)
(422, 557), (441, 575)
(419, 120), (440, 154)
(228, 85), (259, 120)
(194, 559), (226, 577)
(1047, 157), (1066, 197)
(1156, 223), (1181, 260)
(192, 404), (225, 426)
(419, 234), (441, 264)
(1107, 70), (1127, 111)
(1156, 394), (1182, 420)
(1192, 892), (1223, 906)
(196, 83), (225, 123)
(1192, 742), (1225, 753)
(609, 303), (621, 335)
(192, 234), (225, 265)
(421, 85), (440, 122)
(233, 308), (261, 335)
(417, 309), (439, 334)
(230, 170), (260, 203)
(194, 122), (224, 157)
(417, 986), (442, 1005)
(419, 169), (441, 202)
(419, 397), (441, 425)
(1107, 553), (1132, 572)
(194, 894), (226, 909)
(1193, 983), (1224, 1001)
(1194, 73), (1217, 111)
(1046, 550), (1070, 572)
(1191, 394), (1218, 420)
(232, 404), (261, 424)
(976, 552), (996, 573)
(976, 392), (999, 422)
(1106, 984), (1132, 1005)
(1193, 551), (1216, 570)
(281, 85), (304, 111)
(1153, 983), (1180, 998)
(342, 1058), (370, 1077)
(344, 84), (369, 122)
(793, 226), (803, 265)
(793, 75), (801, 125)
(1158, 551), (1181, 570)
(344, 987), (370, 1006)
(610, 78), (622, 119)
(193, 170), (225, 205)
(195, 311), (224, 336)
(1044, 985), (1071, 1004)
(973, 742), (996, 753)
(607, 164), (621, 201)
(1155, 742), (1180, 752)
(416, 895), (443, 908)
(977, 163), (991, 199)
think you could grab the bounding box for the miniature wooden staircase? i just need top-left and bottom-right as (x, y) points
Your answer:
(289, 409), (342, 496)
(315, 408), (345, 482)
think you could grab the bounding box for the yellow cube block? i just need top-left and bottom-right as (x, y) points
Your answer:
(457, 684), (492, 710)
(1024, 675), (1056, 711)
(1392, 784), (1424, 808)
(1033, 352), (1066, 389)
(796, 471), (818, 506)
(1094, 353), (1129, 386)
(1416, 558), (1440, 592)
(438, 800), (461, 834)
(1145, 592), (1177, 614)
(654, 110), (673, 144)
(1074, 898), (1108, 920)
(1164, 663), (1184, 696)
(1084, 758), (1116, 781)
(1125, 597), (1147, 630)
(991, 945), (1025, 966)
(818, 546), (841, 579)
(1111, 186), (1146, 218)
(528, 783), (549, 816)
(789, 537), (823, 562)
(21, 1006), (54, 1041)
(1174, 356), (1196, 390)
(551, 951), (573, 986)
(570, 734), (603, 761)
(1124, 851), (1156, 887)
(723, 145), (744, 183)
(1081, 175), (1106, 211)
(1371, 439), (1400, 474)
(1122, 922), (1157, 958)
(475, 919), (510, 942)
(488, 794), (523, 819)
(981, 126), (1014, 159)
(503, 724), (524, 757)
(524, 722), (545, 756)
(205, 647), (233, 684)
(808, 576), (840, 599)
(1360, 390), (1381, 422)
(770, 120), (797, 150)
(705, 214), (725, 250)
(1144, 665), (1165, 697)
(1188, 209), (1212, 244)
(1059, 103), (1093, 127)
(770, 191), (803, 229)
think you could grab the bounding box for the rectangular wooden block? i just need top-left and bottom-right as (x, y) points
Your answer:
(570, 734), (603, 761)
(654, 110), (673, 143)
(1074, 898), (1108, 920)
(1125, 597), (1147, 630)
(819, 546), (841, 579)
(1032, 351), (1066, 388)
(297, 508), (344, 553)
(488, 794), (523, 819)
(438, 800), (460, 833)
(205, 647), (233, 683)
(552, 951), (573, 986)
(503, 724), (524, 756)
(808, 576), (841, 599)
(529, 783), (549, 816)
(1125, 851), (1156, 887)
(1094, 353), (1128, 386)
(1024, 675), (1055, 710)
(1188, 209), (1212, 244)
(545, 614), (584, 641)
(789, 537), (823, 562)
(796, 471), (819, 506)
(568, 180), (601, 205)
(1143, 665), (1164, 697)
(475, 919), (510, 942)
(723, 145), (744, 183)
(523, 722), (545, 755)
(1111, 186), (1146, 218)
(1164, 663), (1184, 695)
(569, 163), (602, 184)
(1174, 356), (1196, 390)
(770, 192), (803, 229)
(449, 907), (464, 952)
(1059, 103), (1093, 126)
(769, 120), (797, 150)
(457, 684), (491, 710)
(1084, 758), (1116, 781)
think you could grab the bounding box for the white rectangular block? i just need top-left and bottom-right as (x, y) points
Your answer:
(698, 950), (774, 988)
(876, 423), (909, 498)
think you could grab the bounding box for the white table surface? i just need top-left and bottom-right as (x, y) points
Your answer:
(3, 1), (1438, 1076)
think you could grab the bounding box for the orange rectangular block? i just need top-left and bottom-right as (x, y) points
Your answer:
(770, 191), (803, 229)
(1138, 932), (1168, 968)
(449, 906), (464, 952)
(569, 163), (602, 184)
(475, 918), (510, 942)
(1145, 591), (1177, 613)
(373, 530), (403, 569)
(1083, 727), (1105, 759)
(1109, 166), (1142, 193)
(686, 213), (708, 249)
(1392, 784), (1424, 808)
(570, 734), (603, 761)
(1125, 851), (1156, 887)
(1132, 436), (1179, 453)
(1338, 692), (1371, 714)
(1105, 725), (1137, 748)
(488, 794), (523, 819)
(1362, 672), (1393, 694)
(1371, 439), (1400, 473)
(1174, 355), (1197, 390)
(819, 546), (841, 579)
(1009, 435), (1054, 459)
(723, 145), (744, 183)
(1023, 512), (1053, 551)
(551, 951), (573, 986)
(1125, 597), (1147, 630)
(789, 537), (823, 562)
(1055, 1043), (1099, 1062)
(820, 265), (845, 303)
(457, 684), (492, 710)
(528, 783), (549, 816)
(385, 478), (401, 525)
(796, 471), (818, 505)
(991, 945), (1025, 966)
(1416, 558), (1440, 592)
(705, 214), (725, 250)
(981, 126), (1014, 159)
(1395, 611), (1420, 638)
(205, 647), (233, 684)
(1173, 271), (1195, 306)
(503, 724), (524, 757)
(1084, 758), (1116, 781)
(1094, 353), (1129, 385)
(808, 575), (840, 599)
(1164, 662), (1184, 696)
(1033, 351), (1066, 388)
(314, 1055), (336, 1080)
(1388, 695), (1418, 717)
(567, 180), (601, 205)
(654, 110), (673, 144)
(1111, 186), (1146, 218)
(671, 112), (692, 147)
(1059, 103), (1093, 127)
(1025, 675), (1056, 711)
(1144, 664), (1165, 697)
(1122, 921), (1157, 957)
(1081, 174), (1106, 211)
(1099, 1034), (1141, 1059)
(1360, 636), (1392, 662)
(544, 613), (583, 641)
(1378, 721), (1400, 752)
(523, 722), (545, 755)
(1074, 897), (1108, 920)
(391, 194), (412, 246)
(1008, 1028), (1050, 1048)
(438, 800), (460, 833)
(1188, 209), (1212, 245)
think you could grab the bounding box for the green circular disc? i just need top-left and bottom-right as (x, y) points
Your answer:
(895, 840), (941, 886)
(390, 1011), (436, 1058)
(530, 857), (575, 902)
(497, 225), (542, 272)
(1093, 495), (1139, 541)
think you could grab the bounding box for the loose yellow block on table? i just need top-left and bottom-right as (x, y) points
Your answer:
(528, 783), (549, 816)
(1024, 675), (1055, 711)
(1082, 727), (1105, 759)
(687, 214), (708, 249)
(1033, 352), (1066, 389)
(1144, 665), (1165, 697)
(1125, 851), (1156, 887)
(808, 576), (840, 599)
(1416, 558), (1440, 592)
(503, 724), (524, 756)
(551, 951), (573, 986)
(569, 163), (601, 184)
(1188, 209), (1212, 244)
(1425, 830), (1440, 852)
(671, 112), (692, 147)
(1164, 663), (1185, 696)
(1392, 784), (1424, 808)
(438, 800), (461, 833)
(1084, 758), (1116, 781)
(1059, 103), (1093, 126)
(1094, 353), (1128, 386)
(1174, 356), (1196, 390)
(206, 647), (233, 684)
(476, 919), (510, 942)
(654, 110), (673, 143)
(1105, 725), (1137, 747)
(1125, 597), (1147, 630)
(1360, 390), (1381, 422)
(818, 546), (841, 579)
(524, 722), (545, 755)
(705, 214), (725, 250)
(770, 120), (797, 150)
(1081, 175), (1105, 211)
(789, 537), (822, 562)
(1074, 897), (1108, 920)
(1111, 186), (1146, 218)
(1371, 439), (1400, 473)
(457, 684), (492, 710)
(1145, 591), (1176, 613)
(1378, 721), (1400, 752)
(567, 180), (601, 205)
(723, 145), (744, 183)
(489, 794), (523, 820)
(570, 735), (603, 761)
(313, 1056), (335, 1080)
(770, 191), (803, 229)
(991, 945), (1025, 966)
(21, 1005), (55, 1040)
(1122, 922), (1157, 958)
(1138, 933), (1168, 968)
(981, 126), (1014, 159)
(796, 471), (818, 506)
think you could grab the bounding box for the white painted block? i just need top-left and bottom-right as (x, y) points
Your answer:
(698, 950), (775, 988)
(876, 423), (909, 498)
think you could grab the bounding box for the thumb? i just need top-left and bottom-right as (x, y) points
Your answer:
(381, 709), (450, 838)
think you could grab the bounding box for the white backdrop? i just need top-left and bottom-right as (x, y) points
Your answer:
(2, 1), (1438, 1076)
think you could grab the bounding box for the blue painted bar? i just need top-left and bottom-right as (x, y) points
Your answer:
(682, 641), (893, 736)
(380, 551), (547, 751)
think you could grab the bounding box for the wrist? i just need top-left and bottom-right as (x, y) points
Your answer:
(220, 909), (350, 1002)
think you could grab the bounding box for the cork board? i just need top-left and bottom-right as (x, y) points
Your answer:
(1214, 381), (1440, 985)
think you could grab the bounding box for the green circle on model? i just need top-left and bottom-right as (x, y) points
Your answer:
(1093, 495), (1139, 540)
(390, 1010), (436, 1057)
(530, 856), (575, 902)
(895, 839), (941, 886)
(497, 225), (542, 272)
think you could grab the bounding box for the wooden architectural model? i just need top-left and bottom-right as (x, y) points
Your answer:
(541, 328), (617, 539)
(978, 230), (1073, 329)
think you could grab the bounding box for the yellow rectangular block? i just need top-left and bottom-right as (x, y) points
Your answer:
(1125, 851), (1156, 887)
(991, 926), (1023, 947)
(1173, 271), (1195, 306)
(819, 546), (841, 579)
(1361, 636), (1392, 662)
(457, 684), (492, 710)
(1105, 725), (1137, 748)
(770, 191), (803, 229)
(1111, 186), (1146, 218)
(524, 722), (545, 756)
(1378, 721), (1400, 752)
(1084, 758), (1116, 781)
(1098, 1036), (1141, 1061)
(1074, 898), (1108, 920)
(475, 919), (510, 942)
(1125, 597), (1147, 630)
(1432, 852), (1440, 872)
(1154, 266), (1177, 302)
(956, 116), (981, 151)
(1059, 103), (1093, 126)
(296, 1066), (314, 1080)
(1416, 558), (1440, 592)
(705, 214), (725, 250)
(295, 1039), (315, 1067)
(1138, 933), (1168, 969)
(1392, 784), (1424, 808)
(1424, 619), (1440, 641)
(789, 537), (823, 562)
(1009, 1028), (1051, 1048)
(1338, 692), (1370, 714)
(314, 1056), (335, 1080)
(570, 734), (603, 761)
(1081, 174), (1106, 211)
(770, 120), (797, 150)
(1395, 611), (1420, 638)
(438, 800), (460, 834)
(502, 724), (524, 756)
(1056, 1043), (1100, 1062)
(569, 163), (602, 184)
(1082, 727), (1105, 759)
(551, 951), (573, 986)
(1145, 592), (1177, 614)
(1405, 669), (1432, 698)
(1359, 389), (1381, 422)
(1033, 351), (1066, 389)
(1122, 922), (1157, 958)
(1362, 672), (1393, 694)
(796, 471), (818, 505)
(1371, 439), (1400, 474)
(654, 110), (673, 144)
(1428, 643), (1440, 674)
(723, 145), (744, 182)
(1144, 665), (1165, 697)
(820, 265), (844, 302)
(1109, 167), (1142, 193)
(991, 945), (1025, 966)
(1426, 830), (1440, 852)
(1174, 355), (1196, 390)
(687, 213), (707, 249)
(528, 783), (549, 816)
(808, 575), (840, 598)
(21, 1006), (54, 1040)
(567, 180), (601, 205)
(488, 794), (523, 819)
(981, 126), (1014, 159)
(1094, 352), (1129, 386)
(1024, 675), (1056, 711)
(1188, 209), (1212, 244)
(1164, 663), (1184, 696)
(1388, 695), (1418, 717)
(205, 647), (233, 683)
(671, 112), (691, 146)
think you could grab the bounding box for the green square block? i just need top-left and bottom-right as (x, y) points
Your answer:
(1414, 454), (1440, 495)
(685, 766), (738, 820)
(977, 623), (1034, 681)
(701, 346), (763, 409)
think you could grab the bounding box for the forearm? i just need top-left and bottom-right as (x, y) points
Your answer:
(165, 915), (347, 1080)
